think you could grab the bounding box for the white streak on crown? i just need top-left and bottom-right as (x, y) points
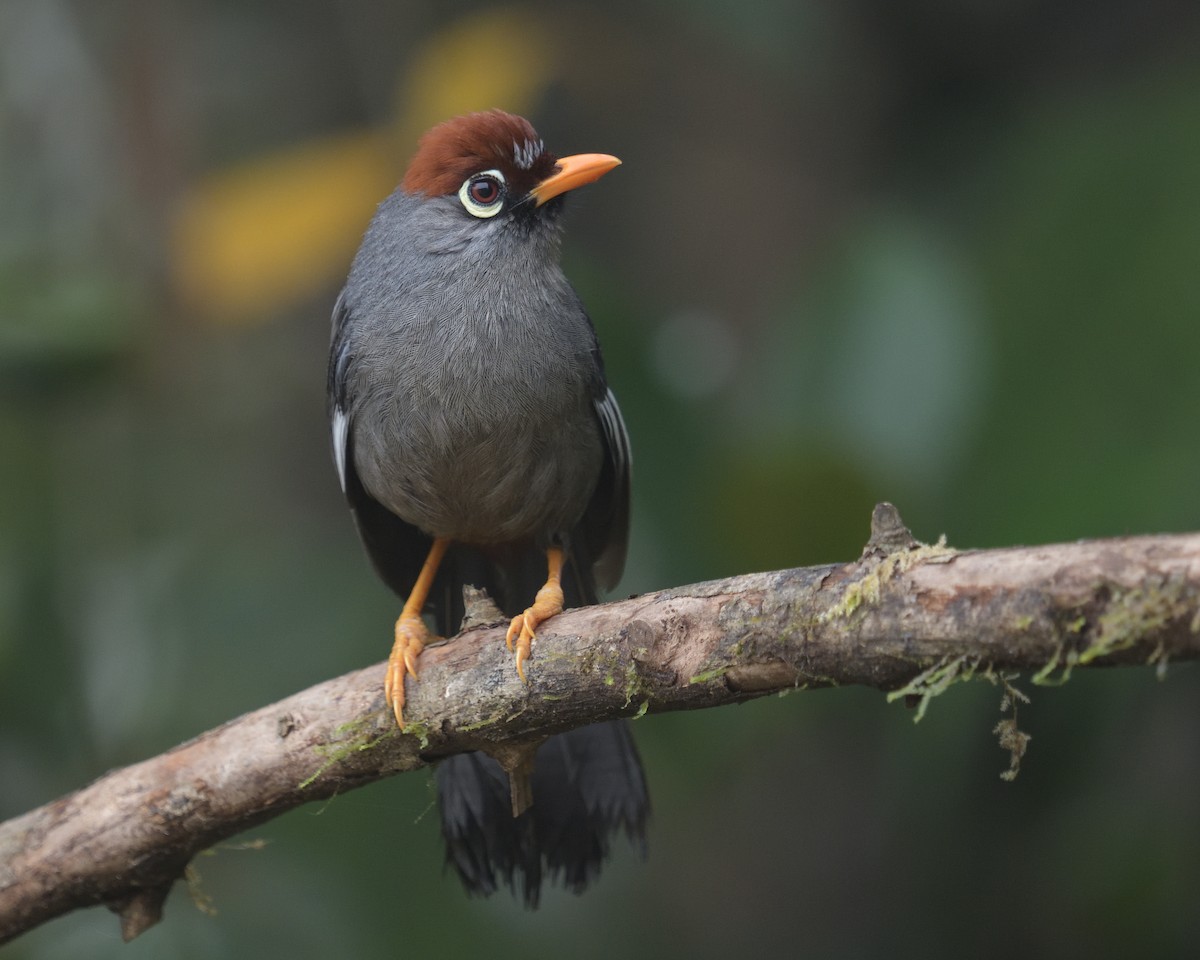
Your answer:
(513, 138), (544, 170)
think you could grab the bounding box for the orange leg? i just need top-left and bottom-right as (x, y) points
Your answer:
(386, 537), (449, 729)
(505, 546), (565, 682)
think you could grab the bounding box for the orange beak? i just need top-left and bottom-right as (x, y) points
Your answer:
(530, 153), (621, 207)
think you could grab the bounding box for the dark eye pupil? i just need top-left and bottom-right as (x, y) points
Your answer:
(470, 177), (500, 204)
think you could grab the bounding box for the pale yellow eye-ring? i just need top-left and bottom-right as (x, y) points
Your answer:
(459, 169), (506, 218)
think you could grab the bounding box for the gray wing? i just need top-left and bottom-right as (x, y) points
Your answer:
(581, 385), (631, 592)
(328, 290), (434, 600)
(328, 290), (353, 493)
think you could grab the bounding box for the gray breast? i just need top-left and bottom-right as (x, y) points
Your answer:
(343, 203), (603, 545)
(353, 343), (603, 544)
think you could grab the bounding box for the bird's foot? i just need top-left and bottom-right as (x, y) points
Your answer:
(504, 580), (564, 682)
(386, 615), (431, 728)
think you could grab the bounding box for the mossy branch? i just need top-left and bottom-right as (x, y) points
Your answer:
(3, 504), (1200, 944)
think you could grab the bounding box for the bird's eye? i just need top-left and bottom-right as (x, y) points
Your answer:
(459, 170), (506, 218)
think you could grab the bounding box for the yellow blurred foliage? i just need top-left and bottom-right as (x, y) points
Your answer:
(172, 132), (394, 321)
(393, 8), (556, 146)
(172, 6), (556, 322)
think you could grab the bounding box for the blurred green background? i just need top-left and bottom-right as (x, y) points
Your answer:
(3, 1), (1200, 957)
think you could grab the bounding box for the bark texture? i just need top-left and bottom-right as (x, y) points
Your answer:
(3, 506), (1199, 944)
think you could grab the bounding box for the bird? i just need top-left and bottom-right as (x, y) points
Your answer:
(327, 110), (648, 905)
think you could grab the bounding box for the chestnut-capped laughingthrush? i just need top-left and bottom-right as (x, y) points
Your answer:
(328, 110), (648, 905)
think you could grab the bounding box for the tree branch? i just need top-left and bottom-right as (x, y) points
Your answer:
(3, 505), (1199, 944)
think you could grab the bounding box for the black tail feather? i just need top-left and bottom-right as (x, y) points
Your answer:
(433, 542), (648, 907)
(436, 721), (649, 908)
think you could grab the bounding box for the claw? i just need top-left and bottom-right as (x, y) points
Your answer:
(383, 537), (449, 730)
(504, 578), (564, 684)
(386, 615), (429, 728)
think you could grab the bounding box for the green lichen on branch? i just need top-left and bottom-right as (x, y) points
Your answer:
(1077, 571), (1193, 665)
(886, 654), (978, 723)
(1146, 641), (1170, 681)
(622, 659), (647, 707)
(1031, 642), (1075, 687)
(888, 659), (1034, 779)
(1032, 572), (1191, 685)
(459, 705), (527, 734)
(819, 535), (956, 624)
(299, 716), (397, 789)
(1032, 615), (1089, 686)
(688, 666), (730, 685)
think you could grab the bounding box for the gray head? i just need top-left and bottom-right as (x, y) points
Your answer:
(346, 110), (621, 316)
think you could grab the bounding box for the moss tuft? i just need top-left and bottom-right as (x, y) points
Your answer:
(886, 654), (977, 723)
(1078, 571), (1191, 665)
(820, 535), (956, 623)
(299, 716), (398, 789)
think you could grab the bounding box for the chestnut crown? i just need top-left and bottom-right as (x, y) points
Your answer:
(401, 110), (558, 203)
